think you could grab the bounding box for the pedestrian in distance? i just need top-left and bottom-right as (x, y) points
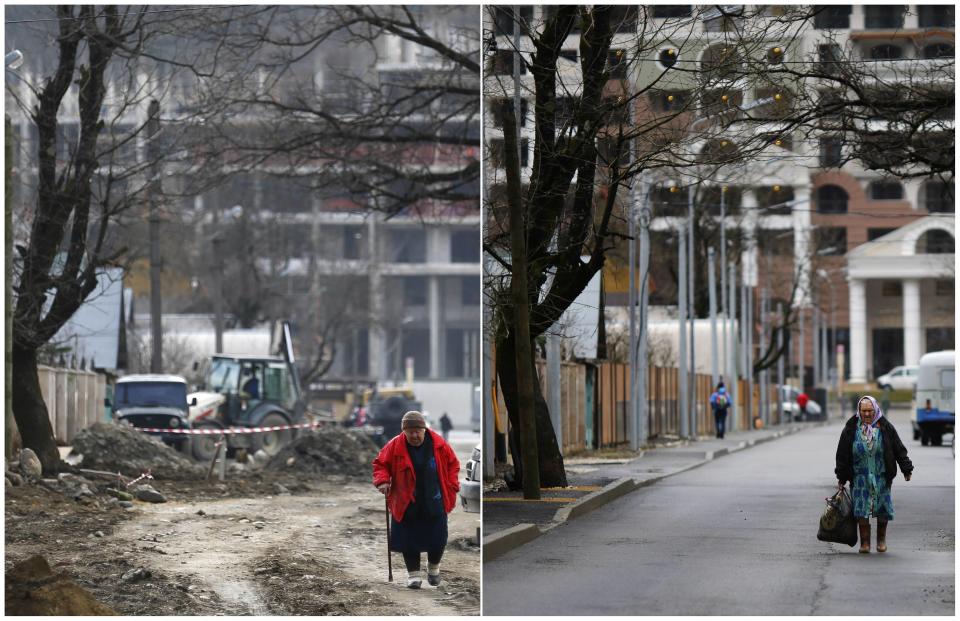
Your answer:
(709, 382), (731, 439)
(835, 395), (913, 553)
(439, 412), (453, 442)
(373, 410), (461, 589)
(797, 390), (809, 421)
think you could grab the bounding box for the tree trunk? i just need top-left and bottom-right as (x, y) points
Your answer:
(11, 344), (62, 473)
(497, 332), (568, 488)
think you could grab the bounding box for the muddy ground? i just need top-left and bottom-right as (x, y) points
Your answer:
(5, 440), (480, 616)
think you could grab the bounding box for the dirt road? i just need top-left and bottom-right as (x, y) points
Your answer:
(5, 439), (480, 615)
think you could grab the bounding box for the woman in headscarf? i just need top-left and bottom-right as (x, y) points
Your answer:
(835, 395), (914, 553)
(373, 410), (461, 588)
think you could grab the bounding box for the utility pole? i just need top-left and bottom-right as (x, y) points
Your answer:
(678, 228), (689, 439)
(777, 302), (785, 425)
(799, 306), (805, 390)
(728, 262), (737, 431)
(720, 187), (727, 381)
(746, 284), (753, 426)
(813, 304), (820, 390)
(147, 100), (163, 373)
(758, 286), (767, 426)
(708, 247), (718, 387)
(628, 175), (638, 450)
(687, 186), (697, 437)
(212, 234), (224, 353)
(638, 184), (650, 446)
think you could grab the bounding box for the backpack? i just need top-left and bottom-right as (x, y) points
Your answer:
(716, 393), (729, 410)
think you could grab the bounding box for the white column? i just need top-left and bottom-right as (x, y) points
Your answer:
(903, 278), (922, 366)
(429, 275), (441, 378)
(792, 186), (812, 307)
(742, 189), (759, 286)
(849, 278), (868, 384)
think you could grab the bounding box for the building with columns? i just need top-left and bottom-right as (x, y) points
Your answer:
(846, 215), (954, 384)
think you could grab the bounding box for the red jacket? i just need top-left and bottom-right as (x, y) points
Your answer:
(372, 429), (461, 522)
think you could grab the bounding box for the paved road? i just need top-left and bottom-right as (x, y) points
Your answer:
(483, 409), (954, 615)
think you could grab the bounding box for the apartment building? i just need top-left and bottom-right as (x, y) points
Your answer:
(483, 5), (954, 383)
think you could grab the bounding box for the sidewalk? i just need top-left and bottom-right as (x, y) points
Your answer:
(483, 417), (835, 561)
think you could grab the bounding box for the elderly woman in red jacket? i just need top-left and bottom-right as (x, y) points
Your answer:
(373, 410), (460, 589)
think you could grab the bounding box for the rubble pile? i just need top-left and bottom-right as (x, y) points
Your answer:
(5, 554), (117, 615)
(70, 423), (203, 480)
(265, 425), (379, 478)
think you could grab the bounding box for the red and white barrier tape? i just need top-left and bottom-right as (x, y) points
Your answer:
(134, 420), (324, 435)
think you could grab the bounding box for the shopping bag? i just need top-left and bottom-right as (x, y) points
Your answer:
(816, 486), (858, 547)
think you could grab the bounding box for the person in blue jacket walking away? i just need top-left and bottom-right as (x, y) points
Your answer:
(710, 382), (732, 439)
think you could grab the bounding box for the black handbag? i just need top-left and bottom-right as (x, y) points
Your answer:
(816, 486), (858, 547)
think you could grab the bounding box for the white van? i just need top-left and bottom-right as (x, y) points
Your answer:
(911, 350), (955, 446)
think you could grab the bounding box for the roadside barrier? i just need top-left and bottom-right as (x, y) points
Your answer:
(132, 420), (326, 435)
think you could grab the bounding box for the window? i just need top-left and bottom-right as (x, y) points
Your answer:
(488, 138), (529, 169)
(920, 229), (955, 254)
(651, 5), (692, 18)
(607, 49), (627, 79)
(597, 136), (630, 168)
(343, 226), (364, 260)
(926, 327), (955, 355)
(701, 44), (740, 81)
(881, 281), (902, 297)
(813, 5), (851, 29)
(766, 46), (785, 64)
(404, 276), (428, 305)
(918, 5), (954, 28)
(493, 6), (533, 36)
(700, 186), (742, 215)
(763, 133), (793, 150)
(868, 228), (896, 241)
(923, 43), (955, 58)
(923, 181), (954, 213)
(608, 6), (638, 33)
(755, 87), (792, 119)
(817, 89), (846, 120)
(819, 136), (843, 168)
(936, 280), (954, 296)
(389, 230), (426, 263)
(558, 49), (578, 63)
(488, 50), (526, 76)
(658, 48), (679, 68)
(817, 43), (842, 74)
(698, 139), (740, 164)
(489, 98), (528, 129)
(869, 44), (903, 59)
(651, 186), (688, 215)
(555, 96), (577, 128)
(864, 5), (905, 29)
(461, 276), (480, 305)
(759, 230), (794, 256)
(816, 185), (848, 214)
(450, 230), (479, 263)
(815, 227), (847, 255)
(651, 90), (690, 112)
(701, 89), (743, 117)
(756, 186), (795, 214)
(869, 181), (904, 200)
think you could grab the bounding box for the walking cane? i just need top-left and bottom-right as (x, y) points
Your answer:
(384, 495), (393, 582)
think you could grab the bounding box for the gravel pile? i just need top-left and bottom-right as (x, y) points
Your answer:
(265, 425), (379, 478)
(70, 423), (203, 480)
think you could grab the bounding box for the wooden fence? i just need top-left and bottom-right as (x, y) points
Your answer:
(517, 360), (781, 452)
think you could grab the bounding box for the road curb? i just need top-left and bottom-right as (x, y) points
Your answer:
(482, 523), (542, 563)
(551, 478), (638, 525)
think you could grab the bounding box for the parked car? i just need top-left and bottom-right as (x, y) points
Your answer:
(778, 385), (823, 422)
(876, 365), (919, 391)
(460, 443), (481, 513)
(112, 374), (196, 452)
